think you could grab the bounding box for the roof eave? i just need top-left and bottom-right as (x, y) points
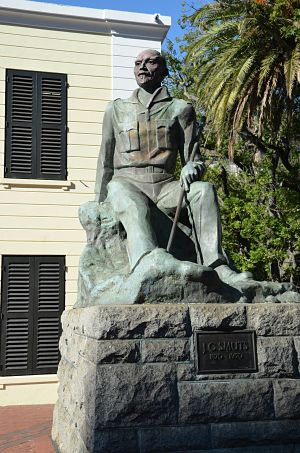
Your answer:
(0, 0), (171, 41)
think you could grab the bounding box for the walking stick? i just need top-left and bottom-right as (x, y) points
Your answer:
(166, 133), (202, 253)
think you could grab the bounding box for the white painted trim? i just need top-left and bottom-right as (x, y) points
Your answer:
(0, 374), (58, 390)
(0, 0), (171, 40)
(0, 1), (171, 25)
(0, 178), (72, 190)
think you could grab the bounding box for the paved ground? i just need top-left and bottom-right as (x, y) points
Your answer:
(0, 405), (55, 452)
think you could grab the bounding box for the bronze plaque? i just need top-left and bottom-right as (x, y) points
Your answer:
(195, 330), (257, 374)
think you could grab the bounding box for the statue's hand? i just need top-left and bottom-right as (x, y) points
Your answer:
(180, 161), (205, 192)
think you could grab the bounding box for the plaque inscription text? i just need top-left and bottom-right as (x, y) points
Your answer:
(195, 330), (257, 374)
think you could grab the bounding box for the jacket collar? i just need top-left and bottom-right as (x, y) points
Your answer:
(127, 86), (172, 106)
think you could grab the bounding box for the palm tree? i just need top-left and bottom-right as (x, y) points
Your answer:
(185, 0), (300, 170)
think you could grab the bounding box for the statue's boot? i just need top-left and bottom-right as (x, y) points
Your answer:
(132, 247), (215, 281)
(215, 264), (253, 285)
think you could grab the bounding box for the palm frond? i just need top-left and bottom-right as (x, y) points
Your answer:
(284, 42), (300, 97)
(180, 0), (300, 158)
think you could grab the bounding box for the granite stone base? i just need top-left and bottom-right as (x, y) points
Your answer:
(52, 304), (300, 453)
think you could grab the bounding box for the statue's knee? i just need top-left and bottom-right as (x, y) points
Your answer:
(189, 181), (214, 199)
(107, 180), (149, 215)
(107, 180), (130, 211)
(108, 180), (136, 201)
(107, 179), (125, 197)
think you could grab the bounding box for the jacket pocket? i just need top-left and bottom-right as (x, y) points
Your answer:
(118, 121), (140, 152)
(155, 119), (173, 150)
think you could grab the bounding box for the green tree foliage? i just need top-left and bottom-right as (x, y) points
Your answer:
(187, 0), (300, 160)
(165, 0), (300, 285)
(205, 162), (300, 284)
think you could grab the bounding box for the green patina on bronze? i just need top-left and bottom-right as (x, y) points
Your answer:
(75, 49), (298, 306)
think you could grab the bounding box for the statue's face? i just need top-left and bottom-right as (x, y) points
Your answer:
(134, 50), (166, 91)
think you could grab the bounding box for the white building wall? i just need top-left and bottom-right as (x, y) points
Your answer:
(0, 0), (170, 406)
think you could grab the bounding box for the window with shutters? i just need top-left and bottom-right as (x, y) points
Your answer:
(4, 69), (67, 180)
(0, 256), (65, 376)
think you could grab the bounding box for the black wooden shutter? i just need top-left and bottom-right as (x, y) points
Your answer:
(0, 257), (34, 375)
(1, 256), (65, 376)
(37, 73), (67, 180)
(5, 70), (67, 180)
(5, 70), (37, 178)
(33, 256), (65, 374)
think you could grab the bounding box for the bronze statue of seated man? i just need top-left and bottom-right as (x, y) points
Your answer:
(94, 49), (252, 285)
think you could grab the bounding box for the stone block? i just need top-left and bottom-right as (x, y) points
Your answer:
(94, 363), (178, 428)
(57, 356), (75, 383)
(55, 304), (300, 453)
(59, 331), (99, 366)
(69, 405), (95, 449)
(93, 430), (139, 453)
(178, 380), (274, 423)
(257, 337), (297, 377)
(211, 419), (300, 448)
(177, 361), (254, 381)
(52, 401), (90, 453)
(247, 304), (300, 335)
(139, 424), (210, 452)
(177, 362), (196, 381)
(189, 304), (247, 330)
(274, 379), (300, 419)
(62, 305), (190, 339)
(141, 338), (190, 363)
(94, 340), (140, 364)
(57, 356), (98, 424)
(60, 332), (140, 365)
(202, 445), (295, 453)
(137, 446), (295, 453)
(59, 330), (80, 365)
(57, 359), (83, 411)
(294, 337), (300, 373)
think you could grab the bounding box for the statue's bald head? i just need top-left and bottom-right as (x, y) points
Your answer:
(134, 49), (169, 92)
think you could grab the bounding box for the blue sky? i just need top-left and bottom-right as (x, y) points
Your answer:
(32, 0), (210, 49)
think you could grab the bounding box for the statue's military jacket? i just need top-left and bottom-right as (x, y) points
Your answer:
(95, 86), (198, 202)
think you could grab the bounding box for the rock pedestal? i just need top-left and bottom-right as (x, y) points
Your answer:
(52, 303), (300, 453)
(75, 201), (300, 307)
